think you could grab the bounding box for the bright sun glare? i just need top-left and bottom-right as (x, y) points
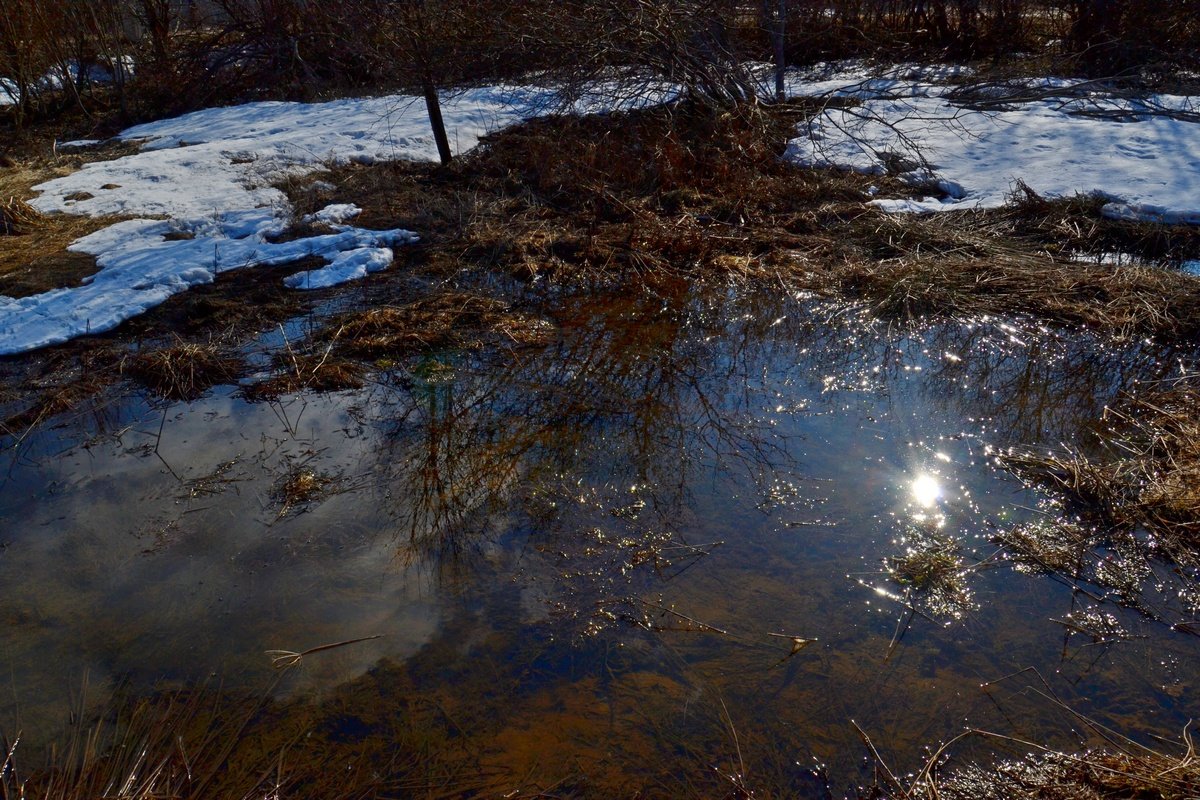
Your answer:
(911, 474), (942, 508)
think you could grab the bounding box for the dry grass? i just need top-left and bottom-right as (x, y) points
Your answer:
(807, 210), (1200, 336)
(997, 383), (1200, 548)
(0, 196), (41, 235)
(938, 749), (1200, 800)
(300, 104), (875, 287)
(307, 105), (1200, 339)
(241, 351), (365, 401)
(1002, 182), (1200, 266)
(0, 152), (134, 298)
(321, 291), (556, 361)
(122, 340), (243, 401)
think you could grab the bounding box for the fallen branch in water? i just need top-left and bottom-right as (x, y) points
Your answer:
(266, 634), (384, 669)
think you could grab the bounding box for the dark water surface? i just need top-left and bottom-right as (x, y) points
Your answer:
(2, 285), (1198, 795)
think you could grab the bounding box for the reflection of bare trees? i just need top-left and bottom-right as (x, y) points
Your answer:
(355, 286), (1200, 580)
(360, 285), (810, 574)
(902, 320), (1189, 445)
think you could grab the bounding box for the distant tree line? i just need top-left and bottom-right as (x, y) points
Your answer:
(2, 0), (1197, 130)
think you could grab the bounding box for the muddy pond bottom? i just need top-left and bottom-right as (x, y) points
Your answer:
(2, 286), (1198, 797)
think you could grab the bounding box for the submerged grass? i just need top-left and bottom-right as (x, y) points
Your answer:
(937, 746), (1200, 800)
(997, 382), (1200, 549)
(854, 726), (1200, 800)
(993, 380), (1200, 626)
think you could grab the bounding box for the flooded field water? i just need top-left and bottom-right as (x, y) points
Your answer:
(2, 283), (1198, 796)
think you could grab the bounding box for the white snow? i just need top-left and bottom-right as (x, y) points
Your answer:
(302, 203), (362, 225)
(59, 139), (103, 149)
(0, 59), (132, 108)
(283, 246), (394, 290)
(784, 66), (1200, 225)
(2, 81), (678, 355)
(5, 65), (1199, 355)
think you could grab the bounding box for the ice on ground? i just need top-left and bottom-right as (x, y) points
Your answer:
(784, 67), (1200, 225)
(3, 81), (676, 356)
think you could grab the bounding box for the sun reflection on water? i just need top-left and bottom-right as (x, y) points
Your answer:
(910, 473), (943, 508)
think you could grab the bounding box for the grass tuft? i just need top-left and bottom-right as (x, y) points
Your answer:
(998, 383), (1200, 548)
(0, 196), (41, 236)
(322, 291), (556, 361)
(122, 340), (243, 401)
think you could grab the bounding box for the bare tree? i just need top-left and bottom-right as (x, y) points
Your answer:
(377, 0), (459, 165)
(522, 0), (759, 108)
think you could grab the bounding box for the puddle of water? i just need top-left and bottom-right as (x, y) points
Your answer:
(1, 285), (1197, 794)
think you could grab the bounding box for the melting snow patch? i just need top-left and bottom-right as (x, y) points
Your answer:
(4, 81), (678, 356)
(784, 70), (1200, 225)
(59, 139), (104, 150)
(302, 203), (362, 225)
(0, 219), (417, 354)
(283, 246), (397, 290)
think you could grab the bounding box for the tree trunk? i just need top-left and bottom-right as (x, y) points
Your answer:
(773, 0), (786, 101)
(762, 0), (786, 101)
(423, 77), (453, 166)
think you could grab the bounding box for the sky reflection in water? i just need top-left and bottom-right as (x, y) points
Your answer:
(1, 287), (1198, 793)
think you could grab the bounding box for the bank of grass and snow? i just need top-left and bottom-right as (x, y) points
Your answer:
(785, 64), (1200, 223)
(0, 83), (681, 355)
(3, 65), (1200, 356)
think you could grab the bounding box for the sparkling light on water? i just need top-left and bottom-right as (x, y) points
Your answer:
(911, 473), (943, 508)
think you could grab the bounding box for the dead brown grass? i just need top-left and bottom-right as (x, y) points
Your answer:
(0, 196), (40, 235)
(321, 291), (556, 360)
(997, 383), (1200, 552)
(122, 340), (243, 401)
(304, 105), (1200, 339)
(295, 103), (875, 288)
(1003, 182), (1200, 266)
(241, 352), (365, 401)
(0, 154), (131, 298)
(818, 212), (1200, 335)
